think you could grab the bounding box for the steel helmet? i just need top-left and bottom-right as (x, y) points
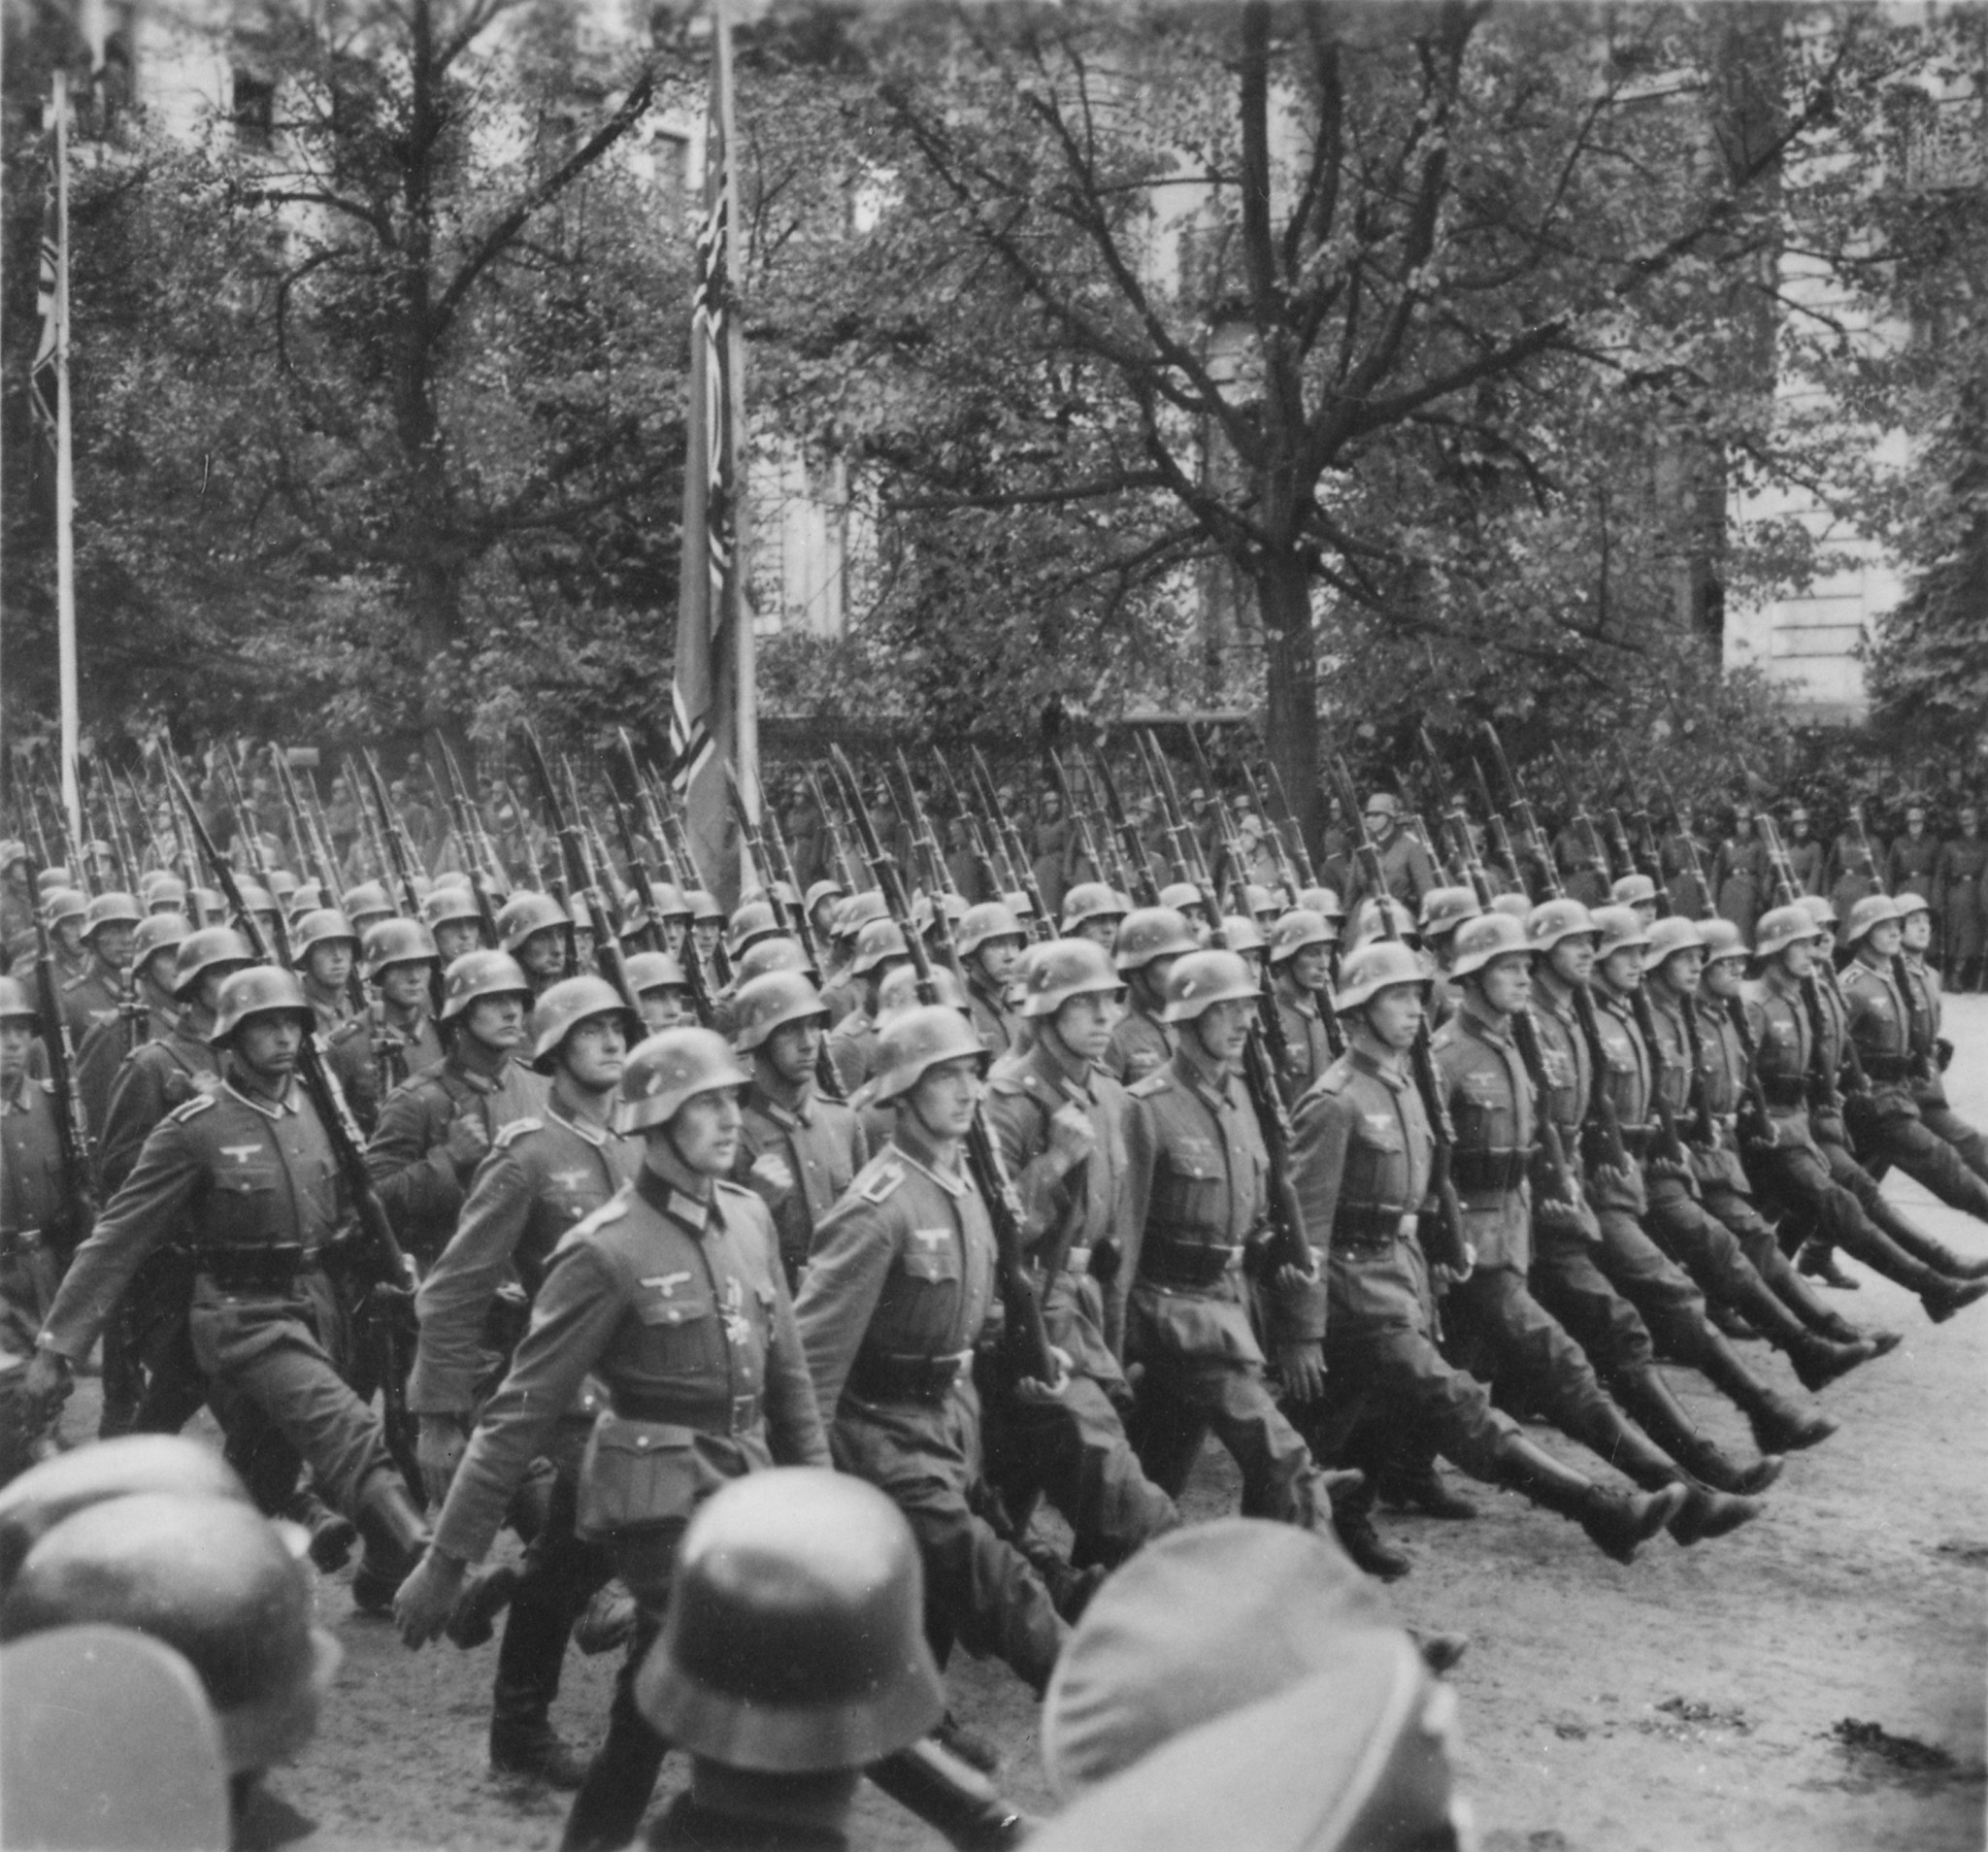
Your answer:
(0, 976), (38, 1025)
(1297, 884), (1344, 922)
(82, 892), (143, 938)
(1892, 888), (1931, 919)
(1333, 941), (1432, 1015)
(1348, 896), (1418, 948)
(1698, 918), (1748, 963)
(1004, 889), (1038, 923)
(1489, 892), (1531, 920)
(837, 891), (889, 940)
(439, 949), (532, 1021)
(1590, 906), (1652, 961)
(803, 878), (845, 915)
(1798, 893), (1839, 929)
(734, 937), (809, 987)
(42, 888), (88, 931)
(290, 909), (357, 959)
(1161, 949), (1260, 1023)
(188, 887), (226, 927)
(1417, 886), (1481, 940)
(1610, 873), (1659, 908)
(911, 891), (966, 939)
(34, 868), (74, 898)
(1242, 883), (1281, 922)
(0, 1491), (341, 1774)
(235, 881), (278, 923)
(875, 962), (968, 1023)
(1158, 881), (1208, 916)
(1060, 882), (1126, 934)
(1841, 893), (1903, 945)
(172, 926), (255, 1000)
(1526, 897), (1598, 952)
(529, 976), (638, 1072)
(1645, 916), (1706, 968)
(362, 917), (440, 981)
(0, 1436), (249, 1592)
(1755, 904), (1824, 960)
(957, 901), (1026, 960)
(734, 971), (829, 1054)
(871, 1003), (990, 1102)
(850, 918), (911, 977)
(266, 869), (298, 904)
(339, 881), (393, 925)
(1447, 911), (1533, 980)
(285, 881), (325, 920)
(688, 890), (726, 928)
(421, 884), (483, 931)
(496, 891), (569, 954)
(146, 874), (188, 913)
(1219, 913), (1269, 956)
(1363, 791), (1402, 821)
(1267, 909), (1333, 966)
(614, 1027), (750, 1133)
(0, 840), (25, 872)
(634, 1468), (943, 1772)
(648, 881), (694, 924)
(624, 950), (689, 996)
(131, 911), (191, 977)
(1021, 938), (1124, 1018)
(726, 900), (782, 960)
(1113, 907), (1198, 973)
(208, 966), (313, 1045)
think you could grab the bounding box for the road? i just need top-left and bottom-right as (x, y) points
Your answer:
(231, 996), (1988, 1850)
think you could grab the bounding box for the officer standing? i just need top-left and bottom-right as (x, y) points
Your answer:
(21, 966), (432, 1599)
(1104, 906), (1195, 1085)
(0, 978), (70, 1360)
(1289, 941), (1685, 1563)
(1896, 890), (1988, 1182)
(792, 1005), (1072, 1698)
(365, 950), (547, 1266)
(732, 971), (867, 1290)
(410, 974), (641, 1790)
(394, 1026), (827, 1852)
(957, 901), (1026, 1060)
(1936, 808), (1986, 992)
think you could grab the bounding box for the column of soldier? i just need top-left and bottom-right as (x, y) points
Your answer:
(2, 719), (1986, 1852)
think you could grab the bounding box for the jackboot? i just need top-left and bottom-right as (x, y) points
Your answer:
(282, 1485), (356, 1573)
(1797, 1240), (1859, 1289)
(1564, 1402), (1762, 1545)
(1329, 1480), (1410, 1581)
(1694, 1330), (1836, 1452)
(1610, 1367), (1784, 1497)
(1857, 1194), (1988, 1281)
(349, 1473), (431, 1615)
(1788, 1331), (1879, 1394)
(1922, 1275), (1988, 1323)
(1771, 1256), (1875, 1339)
(1490, 1434), (1684, 1565)
(1375, 1453), (1479, 1520)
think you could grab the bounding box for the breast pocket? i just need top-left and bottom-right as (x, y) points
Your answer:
(1453, 1073), (1508, 1142)
(902, 1237), (963, 1286)
(634, 1286), (714, 1330)
(1151, 1145), (1222, 1231)
(209, 1165), (279, 1242)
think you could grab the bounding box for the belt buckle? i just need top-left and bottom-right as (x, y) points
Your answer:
(1395, 1213), (1418, 1240)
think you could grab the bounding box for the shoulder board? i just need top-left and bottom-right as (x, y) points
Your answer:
(35, 1078), (56, 1096)
(986, 1072), (1028, 1097)
(1128, 1071), (1174, 1100)
(569, 1192), (631, 1238)
(60, 974), (91, 993)
(858, 1159), (907, 1205)
(492, 1116), (545, 1149)
(1839, 964), (1874, 987)
(712, 1177), (757, 1204)
(1313, 1063), (1355, 1098)
(168, 1092), (217, 1123)
(1429, 1018), (1462, 1050)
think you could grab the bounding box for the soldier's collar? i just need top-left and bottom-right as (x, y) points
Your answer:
(1031, 1038), (1093, 1103)
(0, 1072), (27, 1113)
(547, 1094), (612, 1147)
(635, 1163), (714, 1233)
(1346, 1044), (1409, 1093)
(1172, 1036), (1234, 1106)
(223, 1076), (299, 1120)
(1458, 999), (1512, 1046)
(886, 1129), (970, 1197)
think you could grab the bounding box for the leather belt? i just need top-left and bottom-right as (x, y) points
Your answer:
(198, 1243), (319, 1292)
(613, 1389), (761, 1437)
(848, 1348), (974, 1404)
(1861, 1054), (1912, 1082)
(1331, 1207), (1417, 1252)
(1141, 1240), (1242, 1289)
(1760, 1075), (1807, 1107)
(1450, 1149), (1529, 1192)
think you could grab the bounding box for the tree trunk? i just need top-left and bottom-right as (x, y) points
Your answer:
(1256, 542), (1322, 864)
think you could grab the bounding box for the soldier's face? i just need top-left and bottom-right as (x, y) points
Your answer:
(811, 901), (839, 941)
(976, 939), (1022, 987)
(1548, 936), (1597, 986)
(1779, 939), (1816, 979)
(1476, 953), (1533, 1015)
(140, 950), (180, 994)
(380, 963), (431, 1010)
(693, 921), (721, 956)
(434, 920), (482, 962)
(1900, 909), (1932, 951)
(663, 1088), (743, 1176)
(92, 924), (136, 970)
(562, 1014), (628, 1093)
(766, 1017), (823, 1089)
(1190, 996), (1253, 1064)
(1599, 946), (1644, 990)
(464, 993), (528, 1050)
(307, 942), (354, 990)
(1288, 945), (1331, 992)
(53, 920), (83, 956)
(0, 1020), (33, 1082)
(233, 1011), (303, 1082)
(1867, 920), (1904, 958)
(640, 988), (688, 1033)
(1077, 918), (1120, 950)
(1654, 948), (1704, 995)
(1704, 955), (1744, 999)
(1052, 990), (1121, 1062)
(1363, 984), (1424, 1051)
(663, 920), (688, 953)
(905, 1056), (983, 1140)
(518, 928), (566, 977)
(1631, 901), (1658, 928)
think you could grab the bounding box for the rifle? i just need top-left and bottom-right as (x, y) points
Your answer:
(162, 761), (423, 1496)
(895, 749), (958, 902)
(829, 746), (1062, 1389)
(931, 750), (1008, 904)
(1328, 755), (1470, 1275)
(621, 746), (718, 1027)
(1045, 751), (1111, 899)
(26, 853), (98, 1217)
(1654, 770), (1716, 923)
(1236, 750), (1302, 904)
(1850, 800), (1925, 1072)
(1086, 745), (1160, 909)
(1265, 763), (1318, 886)
(1468, 754), (1531, 899)
(1548, 744), (1611, 895)
(1418, 729), (1486, 906)
(430, 735), (504, 946)
(276, 751), (369, 1018)
(804, 767), (862, 898)
(42, 767), (90, 892)
(523, 727), (639, 1009)
(969, 749), (1053, 939)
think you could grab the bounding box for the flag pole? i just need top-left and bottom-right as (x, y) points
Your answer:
(52, 69), (82, 843)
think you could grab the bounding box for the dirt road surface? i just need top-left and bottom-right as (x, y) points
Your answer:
(147, 997), (1988, 1850)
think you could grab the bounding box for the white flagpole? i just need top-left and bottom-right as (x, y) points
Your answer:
(52, 69), (82, 843)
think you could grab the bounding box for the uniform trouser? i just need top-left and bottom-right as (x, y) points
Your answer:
(830, 1388), (1067, 1695)
(1919, 1101), (1988, 1188)
(1586, 1207), (1719, 1368)
(493, 1439), (614, 1752)
(1699, 1184), (1842, 1334)
(1528, 1225), (1658, 1382)
(1441, 1265), (1619, 1445)
(188, 1293), (394, 1517)
(1847, 1096), (1988, 1223)
(978, 1370), (1180, 1570)
(1641, 1187), (1814, 1350)
(1749, 1136), (1946, 1292)
(561, 1525), (683, 1852)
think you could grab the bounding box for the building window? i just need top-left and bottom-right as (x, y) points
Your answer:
(232, 70), (275, 146)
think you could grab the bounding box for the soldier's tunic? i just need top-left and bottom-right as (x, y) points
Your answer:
(1287, 1045), (1516, 1483)
(794, 1131), (1068, 1692)
(60, 962), (126, 1051)
(1839, 955), (1988, 1222)
(966, 974), (1017, 1062)
(1342, 829), (1436, 914)
(37, 1079), (394, 1515)
(434, 1165), (825, 1852)
(817, 964), (861, 1030)
(1272, 983), (1335, 1102)
(1784, 835), (1827, 897)
(364, 1049), (547, 1265)
(734, 1080), (867, 1290)
(1937, 832), (1988, 982)
(1901, 953), (1988, 1184)
(1659, 831), (1710, 921)
(1713, 834), (1773, 939)
(303, 975), (357, 1035)
(826, 1006), (879, 1097)
(1886, 830), (1939, 906)
(73, 987), (171, 1159)
(983, 1040), (1178, 1569)
(1101, 999), (1171, 1087)
(1, 1072), (70, 1353)
(1553, 824), (1610, 910)
(1122, 1043), (1353, 1550)
(411, 1099), (637, 1764)
(1431, 1002), (1621, 1444)
(326, 1000), (445, 1137)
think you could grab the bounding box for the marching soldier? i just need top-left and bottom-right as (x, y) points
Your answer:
(21, 966), (433, 1605)
(340, 881), (397, 939)
(625, 948), (694, 1035)
(59, 890), (142, 1047)
(423, 881), (490, 964)
(957, 900), (1026, 1059)
(1, 977), (71, 1360)
(41, 886), (90, 989)
(410, 974), (641, 1790)
(365, 950), (547, 1267)
(1060, 881), (1127, 950)
(792, 1004), (1073, 1697)
(328, 917), (446, 1134)
(1105, 906), (1196, 1085)
(72, 909), (186, 1144)
(394, 1026), (828, 1852)
(818, 891), (886, 1027)
(825, 918), (911, 1094)
(292, 909), (362, 1032)
(731, 970), (868, 1290)
(497, 892), (573, 1001)
(1288, 940), (1687, 1563)
(1896, 889), (1988, 1182)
